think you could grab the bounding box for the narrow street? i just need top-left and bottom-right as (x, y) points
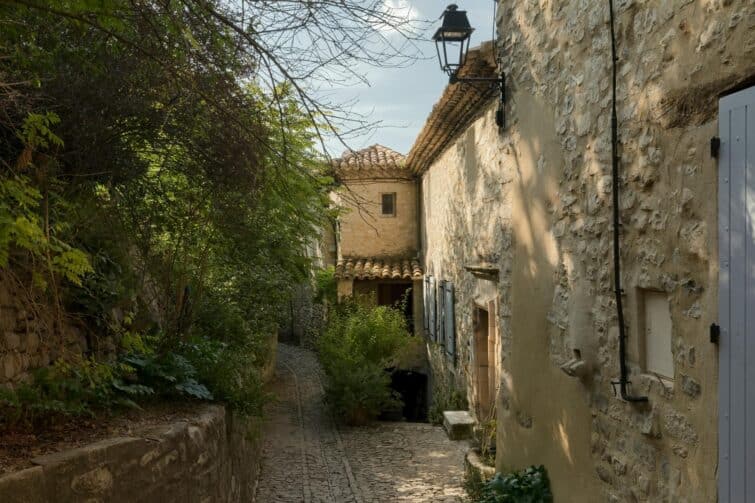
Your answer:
(255, 344), (468, 503)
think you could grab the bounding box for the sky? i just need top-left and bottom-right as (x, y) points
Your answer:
(323, 0), (496, 157)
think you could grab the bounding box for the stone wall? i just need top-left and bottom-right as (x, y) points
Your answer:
(0, 273), (94, 387)
(420, 109), (511, 417)
(336, 179), (418, 258)
(418, 0), (755, 501)
(0, 405), (262, 503)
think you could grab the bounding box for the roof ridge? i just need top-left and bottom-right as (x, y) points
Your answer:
(331, 144), (410, 177)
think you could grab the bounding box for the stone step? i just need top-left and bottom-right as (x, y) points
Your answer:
(442, 410), (475, 440)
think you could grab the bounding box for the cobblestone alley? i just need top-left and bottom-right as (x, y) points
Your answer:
(255, 344), (468, 503)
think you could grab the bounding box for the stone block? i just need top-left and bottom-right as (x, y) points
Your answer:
(0, 466), (47, 503)
(680, 375), (701, 398)
(4, 331), (20, 350)
(26, 332), (40, 353)
(1, 353), (20, 380)
(442, 410), (475, 440)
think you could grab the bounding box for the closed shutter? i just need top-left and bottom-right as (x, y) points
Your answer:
(436, 280), (444, 346)
(444, 282), (455, 362)
(423, 276), (430, 335)
(428, 276), (436, 341)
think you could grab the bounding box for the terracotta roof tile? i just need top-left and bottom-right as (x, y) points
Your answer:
(332, 144), (409, 179)
(335, 257), (423, 281)
(406, 42), (498, 175)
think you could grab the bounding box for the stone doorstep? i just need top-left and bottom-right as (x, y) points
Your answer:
(442, 410), (475, 440)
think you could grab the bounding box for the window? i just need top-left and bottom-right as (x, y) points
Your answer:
(642, 291), (674, 379)
(381, 192), (396, 216)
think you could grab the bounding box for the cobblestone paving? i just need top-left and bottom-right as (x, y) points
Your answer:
(255, 344), (468, 503)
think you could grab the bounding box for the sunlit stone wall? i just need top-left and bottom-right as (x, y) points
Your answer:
(420, 0), (754, 500)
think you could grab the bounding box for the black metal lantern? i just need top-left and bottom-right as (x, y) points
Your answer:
(432, 3), (507, 129)
(433, 4), (474, 77)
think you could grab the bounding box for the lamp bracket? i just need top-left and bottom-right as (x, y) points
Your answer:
(448, 71), (506, 129)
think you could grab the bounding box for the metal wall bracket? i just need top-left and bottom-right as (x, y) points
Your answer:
(710, 323), (720, 344)
(711, 137), (721, 158)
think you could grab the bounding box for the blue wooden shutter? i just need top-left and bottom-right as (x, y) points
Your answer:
(444, 282), (455, 362)
(428, 276), (436, 341)
(423, 276), (430, 336)
(436, 280), (444, 345)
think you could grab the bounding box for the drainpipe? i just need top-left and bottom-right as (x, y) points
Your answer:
(608, 0), (647, 403)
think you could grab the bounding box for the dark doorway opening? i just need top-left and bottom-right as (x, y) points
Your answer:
(380, 369), (428, 422)
(377, 282), (413, 331)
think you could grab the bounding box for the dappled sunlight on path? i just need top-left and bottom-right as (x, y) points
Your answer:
(255, 344), (468, 502)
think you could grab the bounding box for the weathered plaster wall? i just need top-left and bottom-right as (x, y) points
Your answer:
(419, 1), (754, 501)
(337, 179), (417, 258)
(0, 405), (262, 503)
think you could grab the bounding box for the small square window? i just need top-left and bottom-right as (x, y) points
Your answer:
(381, 193), (396, 217)
(642, 291), (674, 380)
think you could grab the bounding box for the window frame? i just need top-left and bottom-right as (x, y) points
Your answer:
(380, 192), (397, 217)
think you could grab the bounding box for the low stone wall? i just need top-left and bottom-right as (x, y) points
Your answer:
(0, 405), (262, 503)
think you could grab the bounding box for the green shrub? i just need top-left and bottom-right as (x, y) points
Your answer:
(183, 294), (272, 416)
(0, 356), (136, 430)
(181, 336), (268, 417)
(314, 266), (337, 305)
(318, 300), (412, 424)
(0, 334), (219, 431)
(473, 466), (553, 503)
(464, 465), (488, 502)
(478, 416), (497, 466)
(120, 352), (212, 401)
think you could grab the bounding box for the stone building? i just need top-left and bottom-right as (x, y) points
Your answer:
(331, 145), (424, 333)
(402, 1), (755, 501)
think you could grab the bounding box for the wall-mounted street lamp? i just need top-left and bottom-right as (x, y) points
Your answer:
(432, 4), (506, 128)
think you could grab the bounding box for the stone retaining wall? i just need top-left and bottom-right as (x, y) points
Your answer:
(0, 405), (262, 503)
(0, 272), (95, 387)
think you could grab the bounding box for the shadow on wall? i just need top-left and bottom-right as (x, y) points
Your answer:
(489, 0), (741, 501)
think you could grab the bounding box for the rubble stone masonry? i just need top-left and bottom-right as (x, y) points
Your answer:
(420, 1), (754, 501)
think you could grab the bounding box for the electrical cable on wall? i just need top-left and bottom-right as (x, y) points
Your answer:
(608, 0), (648, 403)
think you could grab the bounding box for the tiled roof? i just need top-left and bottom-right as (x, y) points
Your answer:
(406, 42), (498, 175)
(332, 144), (410, 179)
(335, 257), (423, 280)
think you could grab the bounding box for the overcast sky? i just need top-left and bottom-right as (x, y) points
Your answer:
(323, 0), (495, 157)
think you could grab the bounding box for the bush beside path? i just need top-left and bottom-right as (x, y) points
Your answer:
(255, 344), (468, 503)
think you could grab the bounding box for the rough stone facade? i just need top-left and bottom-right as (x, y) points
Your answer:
(411, 1), (755, 501)
(419, 110), (510, 419)
(0, 273), (95, 387)
(0, 405), (262, 503)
